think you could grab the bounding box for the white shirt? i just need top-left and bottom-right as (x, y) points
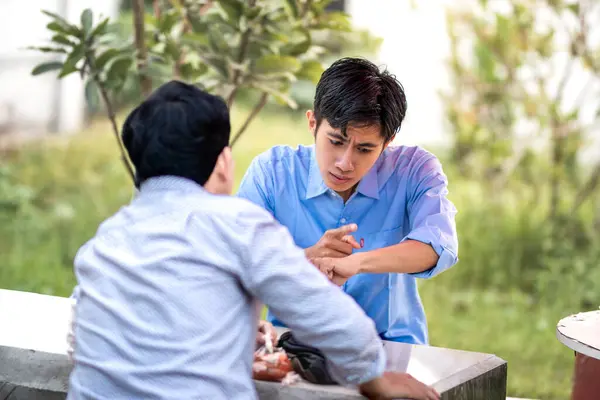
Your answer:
(68, 176), (385, 400)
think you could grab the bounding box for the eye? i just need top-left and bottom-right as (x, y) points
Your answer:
(358, 147), (373, 154)
(329, 139), (343, 146)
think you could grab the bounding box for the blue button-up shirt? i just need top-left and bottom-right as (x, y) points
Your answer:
(68, 176), (385, 400)
(238, 145), (459, 344)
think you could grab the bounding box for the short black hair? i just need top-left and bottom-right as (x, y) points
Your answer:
(121, 80), (230, 187)
(313, 57), (407, 142)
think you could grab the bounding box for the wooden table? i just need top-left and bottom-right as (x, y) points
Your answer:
(0, 289), (507, 399)
(556, 310), (600, 400)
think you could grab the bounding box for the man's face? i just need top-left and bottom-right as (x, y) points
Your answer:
(307, 111), (391, 200)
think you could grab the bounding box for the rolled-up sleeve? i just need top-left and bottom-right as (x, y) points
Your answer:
(404, 155), (458, 279)
(236, 205), (386, 386)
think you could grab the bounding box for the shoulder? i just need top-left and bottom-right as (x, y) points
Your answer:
(192, 194), (276, 227)
(384, 145), (440, 165)
(383, 145), (445, 176)
(249, 144), (313, 173)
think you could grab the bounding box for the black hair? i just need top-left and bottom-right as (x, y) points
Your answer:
(313, 57), (407, 142)
(121, 80), (230, 187)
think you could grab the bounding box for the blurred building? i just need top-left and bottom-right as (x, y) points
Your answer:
(0, 0), (119, 138)
(347, 0), (459, 148)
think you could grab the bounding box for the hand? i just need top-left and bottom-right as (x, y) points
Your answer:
(359, 372), (440, 400)
(253, 350), (293, 382)
(304, 224), (362, 261)
(256, 320), (278, 349)
(312, 254), (362, 286)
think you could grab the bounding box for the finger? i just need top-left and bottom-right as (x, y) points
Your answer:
(428, 387), (440, 400)
(325, 239), (354, 255)
(331, 273), (347, 286)
(315, 248), (348, 259)
(341, 234), (361, 249)
(256, 333), (266, 346)
(324, 223), (358, 239)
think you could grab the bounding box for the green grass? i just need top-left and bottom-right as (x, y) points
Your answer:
(0, 103), (576, 399)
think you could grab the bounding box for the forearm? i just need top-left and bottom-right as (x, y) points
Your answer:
(253, 257), (386, 385)
(244, 217), (386, 385)
(356, 240), (439, 274)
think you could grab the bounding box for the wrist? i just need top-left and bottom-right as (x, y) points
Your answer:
(354, 251), (371, 274)
(359, 375), (388, 399)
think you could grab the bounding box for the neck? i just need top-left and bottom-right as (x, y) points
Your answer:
(337, 183), (358, 203)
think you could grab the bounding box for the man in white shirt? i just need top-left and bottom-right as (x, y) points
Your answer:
(67, 80), (439, 400)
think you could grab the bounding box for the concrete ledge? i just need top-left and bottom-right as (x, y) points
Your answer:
(0, 289), (508, 399)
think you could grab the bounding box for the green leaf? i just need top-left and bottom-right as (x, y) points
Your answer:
(280, 29), (311, 57)
(47, 21), (69, 35)
(203, 55), (229, 78)
(254, 55), (301, 75)
(158, 10), (181, 34)
(62, 44), (85, 74)
(59, 63), (80, 78)
(283, 0), (300, 19)
(315, 11), (352, 31)
(165, 38), (181, 61)
(106, 56), (133, 87)
(207, 29), (230, 54)
(182, 32), (210, 48)
(217, 0), (244, 24)
(51, 34), (76, 47)
(95, 48), (122, 70)
(31, 61), (64, 76)
(296, 60), (324, 84)
(27, 46), (67, 54)
(90, 17), (110, 39)
(42, 10), (71, 27)
(252, 82), (297, 109)
(567, 3), (579, 16)
(81, 9), (93, 36)
(179, 62), (209, 81)
(42, 9), (81, 37)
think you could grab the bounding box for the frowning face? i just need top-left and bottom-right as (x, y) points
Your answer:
(307, 111), (392, 201)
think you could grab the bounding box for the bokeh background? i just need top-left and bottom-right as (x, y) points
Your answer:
(1, 1), (599, 399)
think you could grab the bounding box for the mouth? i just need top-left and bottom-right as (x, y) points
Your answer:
(329, 172), (352, 184)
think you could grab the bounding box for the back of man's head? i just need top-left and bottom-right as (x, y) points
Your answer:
(122, 80), (231, 187)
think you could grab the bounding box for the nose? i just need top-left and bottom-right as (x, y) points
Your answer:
(335, 146), (354, 173)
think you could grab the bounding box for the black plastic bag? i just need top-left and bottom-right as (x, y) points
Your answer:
(277, 331), (337, 385)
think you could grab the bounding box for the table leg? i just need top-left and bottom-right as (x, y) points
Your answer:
(571, 352), (600, 400)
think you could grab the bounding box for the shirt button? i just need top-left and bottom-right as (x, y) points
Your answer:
(340, 218), (347, 224)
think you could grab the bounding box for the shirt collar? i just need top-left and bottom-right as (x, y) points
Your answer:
(305, 147), (329, 199)
(139, 176), (206, 195)
(304, 147), (380, 200)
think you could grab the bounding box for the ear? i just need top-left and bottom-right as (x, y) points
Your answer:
(384, 134), (396, 149)
(306, 110), (317, 136)
(204, 147), (234, 195)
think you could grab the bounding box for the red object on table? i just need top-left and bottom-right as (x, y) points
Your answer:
(252, 349), (294, 382)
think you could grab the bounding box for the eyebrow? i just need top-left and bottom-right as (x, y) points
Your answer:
(327, 132), (379, 148)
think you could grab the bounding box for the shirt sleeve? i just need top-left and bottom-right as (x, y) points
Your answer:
(236, 205), (386, 387)
(404, 154), (459, 279)
(236, 156), (275, 215)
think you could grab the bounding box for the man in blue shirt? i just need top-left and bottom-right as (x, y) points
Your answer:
(238, 57), (459, 345)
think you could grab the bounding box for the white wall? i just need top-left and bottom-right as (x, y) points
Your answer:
(0, 0), (120, 136)
(346, 0), (599, 165)
(347, 0), (462, 149)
